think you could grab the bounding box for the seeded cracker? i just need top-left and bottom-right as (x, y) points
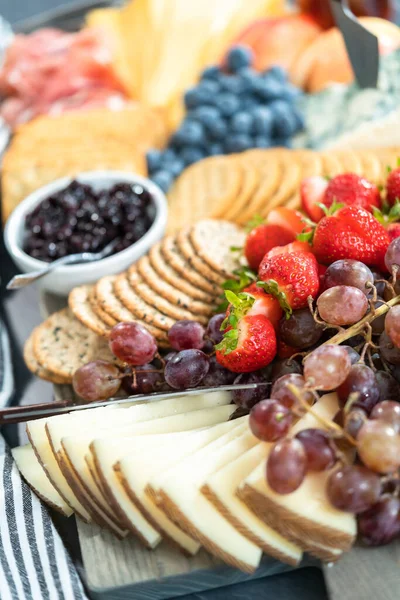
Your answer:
(32, 308), (119, 378)
(176, 229), (226, 285)
(189, 220), (245, 278)
(88, 286), (118, 328)
(68, 285), (111, 338)
(24, 332), (71, 384)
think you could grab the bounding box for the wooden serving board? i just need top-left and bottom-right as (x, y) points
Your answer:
(76, 521), (314, 600)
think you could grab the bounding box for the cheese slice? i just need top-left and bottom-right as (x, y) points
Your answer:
(87, 405), (236, 533)
(238, 393), (357, 554)
(12, 444), (73, 518)
(113, 419), (245, 554)
(151, 426), (262, 573)
(202, 443), (303, 566)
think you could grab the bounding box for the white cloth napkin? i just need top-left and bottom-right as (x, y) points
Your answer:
(0, 319), (87, 600)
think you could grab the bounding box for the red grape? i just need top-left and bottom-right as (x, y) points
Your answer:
(375, 370), (400, 401)
(279, 308), (323, 349)
(168, 320), (205, 351)
(266, 438), (307, 494)
(337, 364), (380, 414)
(327, 465), (381, 513)
(370, 401), (400, 432)
(385, 305), (400, 348)
(271, 358), (302, 383)
(205, 314), (225, 345)
(344, 409), (367, 439)
(317, 286), (368, 326)
(379, 331), (400, 365)
(295, 428), (336, 471)
(357, 419), (400, 473)
(122, 364), (165, 395)
(270, 373), (313, 409)
(109, 322), (157, 365)
(249, 400), (293, 442)
(370, 299), (387, 336)
(72, 360), (121, 401)
(164, 349), (210, 389)
(231, 372), (267, 409)
(358, 496), (400, 546)
(324, 260), (374, 295)
(304, 345), (351, 390)
(384, 237), (400, 272)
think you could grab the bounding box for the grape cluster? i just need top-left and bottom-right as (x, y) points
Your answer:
(146, 45), (304, 192)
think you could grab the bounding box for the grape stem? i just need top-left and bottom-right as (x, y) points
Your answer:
(287, 384), (357, 446)
(321, 294), (400, 347)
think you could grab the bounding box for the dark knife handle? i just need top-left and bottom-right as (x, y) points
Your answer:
(0, 400), (73, 425)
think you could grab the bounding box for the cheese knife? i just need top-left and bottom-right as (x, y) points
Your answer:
(0, 382), (269, 425)
(330, 0), (379, 89)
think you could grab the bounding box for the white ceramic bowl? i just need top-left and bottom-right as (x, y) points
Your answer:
(4, 171), (168, 295)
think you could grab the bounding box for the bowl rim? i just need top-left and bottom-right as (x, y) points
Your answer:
(4, 170), (168, 276)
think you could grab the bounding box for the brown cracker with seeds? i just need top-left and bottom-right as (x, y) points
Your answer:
(189, 220), (245, 278)
(88, 287), (118, 328)
(24, 332), (72, 384)
(176, 230), (226, 286)
(32, 309), (118, 378)
(68, 285), (111, 338)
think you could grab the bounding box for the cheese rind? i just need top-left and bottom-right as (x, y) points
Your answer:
(12, 444), (73, 518)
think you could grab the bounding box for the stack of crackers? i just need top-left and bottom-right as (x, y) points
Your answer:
(24, 220), (245, 384)
(166, 147), (400, 232)
(2, 105), (167, 221)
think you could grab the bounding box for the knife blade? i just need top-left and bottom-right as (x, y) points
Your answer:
(0, 382), (270, 425)
(330, 0), (379, 89)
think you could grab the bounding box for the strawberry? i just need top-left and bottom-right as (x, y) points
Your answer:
(323, 173), (381, 213)
(258, 251), (319, 315)
(266, 207), (305, 236)
(242, 283), (283, 330)
(244, 224), (295, 270)
(312, 206), (390, 268)
(387, 222), (400, 242)
(386, 167), (400, 206)
(216, 313), (277, 373)
(301, 175), (328, 223)
(266, 240), (313, 259)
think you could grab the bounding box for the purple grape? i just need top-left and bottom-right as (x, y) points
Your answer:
(380, 332), (400, 365)
(167, 320), (205, 351)
(375, 370), (400, 401)
(342, 345), (361, 365)
(337, 364), (380, 414)
(385, 237), (400, 272)
(205, 313), (225, 345)
(324, 259), (374, 295)
(122, 364), (165, 395)
(232, 372), (268, 410)
(358, 497), (400, 546)
(201, 355), (236, 387)
(270, 358), (302, 383)
(164, 349), (210, 389)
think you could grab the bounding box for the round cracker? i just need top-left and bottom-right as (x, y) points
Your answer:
(96, 275), (169, 342)
(176, 230), (226, 285)
(149, 241), (216, 303)
(135, 255), (214, 317)
(167, 155), (243, 233)
(114, 273), (175, 332)
(236, 150), (281, 224)
(88, 287), (118, 328)
(357, 150), (384, 184)
(260, 151), (302, 217)
(222, 156), (261, 221)
(24, 332), (71, 384)
(189, 220), (245, 278)
(285, 149), (324, 208)
(161, 236), (220, 295)
(32, 309), (118, 378)
(68, 285), (111, 338)
(330, 150), (363, 175)
(129, 266), (209, 325)
(320, 152), (343, 178)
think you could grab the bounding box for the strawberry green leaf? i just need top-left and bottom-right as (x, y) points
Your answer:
(257, 280), (292, 318)
(326, 201), (344, 215)
(297, 230), (314, 243)
(397, 157), (400, 168)
(245, 214), (264, 233)
(215, 327), (239, 355)
(230, 246), (243, 253)
(300, 215), (316, 228)
(387, 165), (392, 174)
(373, 199), (400, 224)
(225, 290), (242, 308)
(218, 267), (257, 312)
(316, 202), (329, 216)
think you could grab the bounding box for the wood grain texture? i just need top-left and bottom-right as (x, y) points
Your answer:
(77, 520), (308, 600)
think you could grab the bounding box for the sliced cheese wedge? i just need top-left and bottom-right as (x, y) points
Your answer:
(238, 393), (357, 554)
(151, 425), (263, 573)
(12, 444), (73, 518)
(88, 405), (237, 535)
(114, 419), (245, 554)
(202, 443), (303, 566)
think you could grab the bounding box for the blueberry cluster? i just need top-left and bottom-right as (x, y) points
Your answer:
(147, 46), (305, 192)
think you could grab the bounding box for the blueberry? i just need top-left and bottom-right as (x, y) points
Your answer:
(254, 77), (283, 101)
(194, 105), (221, 128)
(213, 93), (240, 117)
(198, 79), (220, 96)
(227, 45), (253, 73)
(271, 101), (299, 138)
(224, 134), (253, 153)
(152, 170), (173, 193)
(265, 65), (287, 84)
(146, 149), (162, 173)
(201, 65), (220, 81)
(272, 137), (292, 148)
(180, 146), (205, 166)
(238, 67), (260, 90)
(219, 74), (246, 94)
(280, 83), (302, 102)
(252, 106), (274, 136)
(161, 148), (178, 164)
(254, 136), (272, 148)
(208, 143), (223, 156)
(205, 118), (228, 141)
(240, 94), (258, 110)
(292, 106), (305, 130)
(168, 159), (185, 177)
(172, 120), (205, 146)
(184, 87), (212, 109)
(230, 111), (253, 134)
